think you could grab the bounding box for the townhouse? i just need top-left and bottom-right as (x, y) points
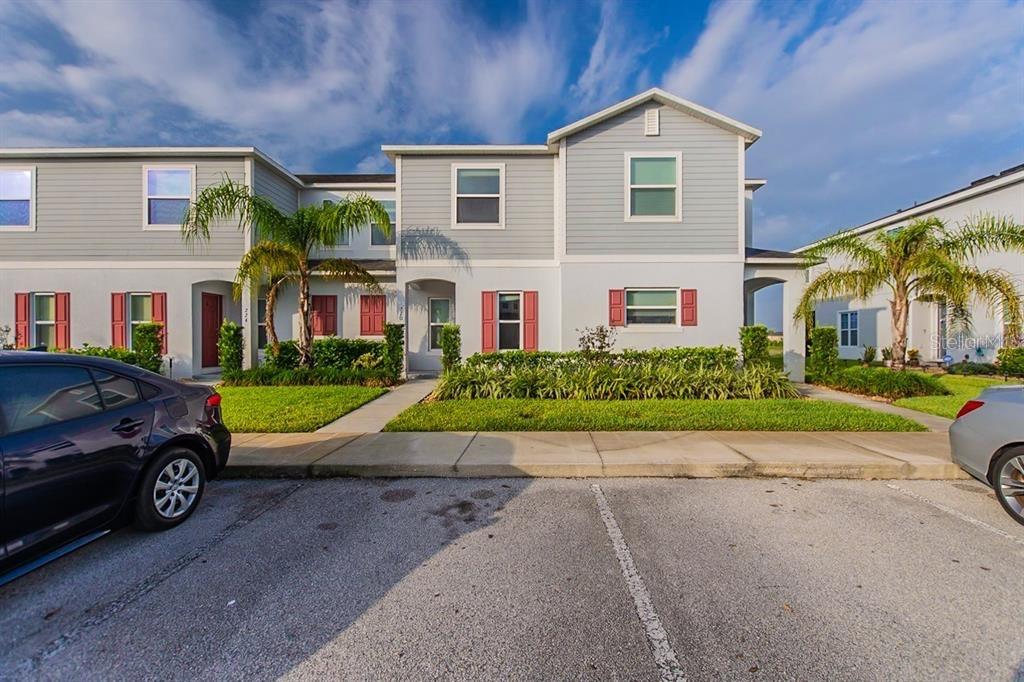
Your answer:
(1, 88), (809, 380)
(798, 163), (1024, 363)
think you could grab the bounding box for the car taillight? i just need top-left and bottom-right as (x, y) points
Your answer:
(955, 400), (984, 419)
(206, 392), (222, 408)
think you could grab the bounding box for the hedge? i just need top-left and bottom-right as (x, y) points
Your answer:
(433, 362), (798, 401)
(808, 327), (839, 378)
(946, 362), (999, 376)
(463, 346), (739, 371)
(997, 346), (1024, 377)
(65, 322), (164, 374)
(739, 325), (770, 366)
(817, 366), (950, 400)
(217, 320), (244, 371)
(268, 337), (384, 370)
(221, 367), (394, 387)
(439, 323), (461, 373)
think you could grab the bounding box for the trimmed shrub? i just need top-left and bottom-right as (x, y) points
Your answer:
(947, 362), (999, 376)
(739, 325), (770, 366)
(439, 323), (462, 373)
(382, 323), (404, 380)
(808, 327), (839, 378)
(464, 346), (739, 372)
(130, 322), (165, 373)
(217, 320), (244, 371)
(66, 344), (143, 367)
(221, 367), (394, 387)
(267, 337), (384, 370)
(433, 362), (798, 401)
(819, 366), (949, 400)
(997, 346), (1024, 377)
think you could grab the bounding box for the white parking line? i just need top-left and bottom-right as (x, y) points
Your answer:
(591, 484), (686, 682)
(886, 484), (1024, 548)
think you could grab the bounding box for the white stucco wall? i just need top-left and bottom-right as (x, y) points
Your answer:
(0, 265), (240, 378)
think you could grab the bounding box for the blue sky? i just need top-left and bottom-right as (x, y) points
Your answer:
(2, 0), (1022, 327)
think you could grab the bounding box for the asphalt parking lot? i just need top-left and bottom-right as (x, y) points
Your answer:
(2, 477), (1022, 680)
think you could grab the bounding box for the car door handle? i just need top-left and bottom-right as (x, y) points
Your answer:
(112, 418), (145, 433)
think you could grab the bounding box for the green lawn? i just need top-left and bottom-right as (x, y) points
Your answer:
(384, 398), (925, 432)
(218, 385), (386, 432)
(894, 374), (1016, 419)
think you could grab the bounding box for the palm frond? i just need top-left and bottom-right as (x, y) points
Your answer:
(801, 230), (888, 274)
(317, 193), (392, 248)
(313, 258), (383, 293)
(232, 241), (302, 297)
(794, 268), (886, 322)
(181, 176), (289, 245)
(938, 213), (1024, 261)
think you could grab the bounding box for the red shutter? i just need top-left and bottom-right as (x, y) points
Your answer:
(312, 296), (325, 336)
(481, 291), (497, 353)
(359, 295), (385, 336)
(609, 289), (625, 327)
(111, 292), (127, 348)
(680, 288), (698, 326)
(358, 295), (371, 335)
(324, 295), (337, 336)
(14, 293), (29, 348)
(151, 292), (168, 353)
(523, 291), (538, 351)
(55, 292), (71, 350)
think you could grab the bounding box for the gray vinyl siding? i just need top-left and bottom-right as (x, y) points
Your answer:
(399, 154), (554, 261)
(565, 101), (740, 256)
(253, 161), (299, 215)
(0, 157), (246, 260)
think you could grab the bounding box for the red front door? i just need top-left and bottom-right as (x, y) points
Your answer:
(201, 292), (223, 368)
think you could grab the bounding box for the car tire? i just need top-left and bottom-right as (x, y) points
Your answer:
(134, 447), (207, 532)
(992, 449), (1024, 527)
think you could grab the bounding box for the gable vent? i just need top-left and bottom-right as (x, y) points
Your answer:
(644, 108), (660, 136)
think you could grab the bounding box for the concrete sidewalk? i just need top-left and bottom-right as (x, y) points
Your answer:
(223, 430), (967, 480)
(316, 378), (437, 433)
(796, 383), (952, 432)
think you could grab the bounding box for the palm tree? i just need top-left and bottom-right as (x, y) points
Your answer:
(797, 215), (1024, 370)
(182, 178), (391, 367)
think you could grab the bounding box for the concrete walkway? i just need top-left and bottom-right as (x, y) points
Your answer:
(223, 430), (966, 480)
(796, 383), (953, 432)
(316, 378), (437, 433)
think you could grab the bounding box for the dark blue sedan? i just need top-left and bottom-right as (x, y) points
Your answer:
(0, 351), (230, 582)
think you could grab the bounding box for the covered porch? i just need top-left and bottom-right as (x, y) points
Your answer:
(744, 248), (809, 382)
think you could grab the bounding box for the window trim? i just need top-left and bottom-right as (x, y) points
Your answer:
(496, 290), (523, 351)
(369, 198), (397, 248)
(30, 291), (56, 348)
(142, 164), (196, 231)
(451, 163), (505, 230)
(838, 310), (859, 348)
(0, 165), (37, 232)
(127, 292), (153, 350)
(428, 297), (452, 352)
(623, 152), (682, 223)
(623, 287), (679, 327)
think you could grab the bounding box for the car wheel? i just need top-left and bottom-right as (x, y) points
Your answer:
(134, 447), (206, 532)
(993, 449), (1024, 527)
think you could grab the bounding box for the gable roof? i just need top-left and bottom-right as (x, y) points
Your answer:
(546, 88), (762, 146)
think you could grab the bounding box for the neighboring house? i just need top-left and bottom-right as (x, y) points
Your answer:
(797, 163), (1024, 363)
(1, 88), (809, 379)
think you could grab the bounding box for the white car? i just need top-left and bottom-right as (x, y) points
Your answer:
(949, 384), (1024, 526)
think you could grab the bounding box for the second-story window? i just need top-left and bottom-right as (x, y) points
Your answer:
(452, 164), (504, 229)
(625, 153), (681, 222)
(144, 166), (194, 228)
(0, 167), (34, 230)
(371, 199), (396, 246)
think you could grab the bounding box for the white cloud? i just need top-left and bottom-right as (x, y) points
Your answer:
(569, 0), (662, 113)
(663, 0), (1024, 247)
(0, 0), (570, 164)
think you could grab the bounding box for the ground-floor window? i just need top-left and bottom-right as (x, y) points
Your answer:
(128, 292), (153, 349)
(257, 298), (267, 350)
(32, 292), (55, 348)
(429, 298), (451, 350)
(625, 289), (677, 325)
(839, 310), (859, 347)
(498, 292), (521, 350)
